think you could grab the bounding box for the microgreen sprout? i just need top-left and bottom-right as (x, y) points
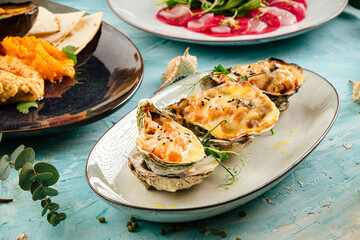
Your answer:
(200, 120), (251, 187)
(177, 64), (235, 94)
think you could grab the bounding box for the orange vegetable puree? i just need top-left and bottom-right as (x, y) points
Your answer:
(1, 36), (75, 82)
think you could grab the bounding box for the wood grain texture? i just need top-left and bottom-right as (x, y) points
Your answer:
(1, 1), (360, 239)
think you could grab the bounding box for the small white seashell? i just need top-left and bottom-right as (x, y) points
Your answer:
(342, 142), (352, 150)
(17, 233), (29, 240)
(155, 47), (198, 93)
(349, 80), (360, 102)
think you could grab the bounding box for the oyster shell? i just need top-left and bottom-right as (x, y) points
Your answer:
(155, 48), (197, 93)
(200, 58), (306, 112)
(164, 82), (279, 150)
(136, 99), (205, 176)
(128, 152), (218, 192)
(349, 80), (360, 103)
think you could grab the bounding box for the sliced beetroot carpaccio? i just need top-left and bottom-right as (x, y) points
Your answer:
(265, 0), (307, 9)
(292, 0), (307, 9)
(187, 13), (214, 32)
(231, 17), (250, 34)
(269, 1), (306, 22)
(203, 15), (226, 31)
(267, 7), (297, 26)
(157, 5), (192, 26)
(248, 8), (281, 34)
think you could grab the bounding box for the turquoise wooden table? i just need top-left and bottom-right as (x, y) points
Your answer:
(1, 1), (360, 239)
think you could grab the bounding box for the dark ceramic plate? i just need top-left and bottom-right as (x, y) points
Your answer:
(0, 0), (144, 138)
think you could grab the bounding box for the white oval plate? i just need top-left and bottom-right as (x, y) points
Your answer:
(86, 69), (338, 222)
(107, 0), (348, 45)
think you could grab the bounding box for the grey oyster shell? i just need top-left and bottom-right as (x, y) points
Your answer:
(128, 152), (218, 192)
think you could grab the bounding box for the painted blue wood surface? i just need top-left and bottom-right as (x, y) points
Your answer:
(1, 1), (360, 239)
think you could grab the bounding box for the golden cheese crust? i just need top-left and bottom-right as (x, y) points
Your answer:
(171, 82), (280, 140)
(136, 107), (204, 164)
(212, 58), (306, 96)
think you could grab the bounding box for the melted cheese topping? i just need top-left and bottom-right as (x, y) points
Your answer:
(212, 59), (306, 95)
(136, 110), (204, 164)
(172, 82), (279, 140)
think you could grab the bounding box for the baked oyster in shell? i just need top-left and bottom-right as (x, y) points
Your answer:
(128, 152), (218, 192)
(200, 58), (306, 112)
(164, 81), (279, 151)
(135, 99), (205, 176)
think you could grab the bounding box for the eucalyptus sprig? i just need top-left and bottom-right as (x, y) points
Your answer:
(0, 133), (66, 226)
(200, 120), (251, 187)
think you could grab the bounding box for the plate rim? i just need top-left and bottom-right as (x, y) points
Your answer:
(107, 0), (348, 44)
(85, 69), (339, 212)
(0, 0), (144, 134)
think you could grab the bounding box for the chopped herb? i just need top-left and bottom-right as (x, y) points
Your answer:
(62, 45), (77, 65)
(214, 64), (229, 74)
(270, 128), (274, 135)
(16, 101), (38, 114)
(0, 15), (4, 20)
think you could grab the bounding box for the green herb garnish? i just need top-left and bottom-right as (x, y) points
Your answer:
(16, 101), (38, 114)
(270, 128), (274, 135)
(0, 134), (66, 226)
(200, 120), (250, 187)
(156, 0), (263, 17)
(62, 45), (77, 65)
(0, 15), (4, 20)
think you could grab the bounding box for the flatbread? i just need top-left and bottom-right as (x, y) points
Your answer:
(27, 7), (60, 36)
(56, 12), (103, 54)
(41, 11), (85, 45)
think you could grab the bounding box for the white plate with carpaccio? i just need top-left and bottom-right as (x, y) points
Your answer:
(107, 0), (348, 45)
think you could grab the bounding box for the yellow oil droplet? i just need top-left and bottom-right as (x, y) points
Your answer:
(272, 140), (290, 149)
(281, 151), (290, 154)
(152, 203), (165, 208)
(148, 194), (155, 198)
(188, 166), (195, 172)
(288, 130), (297, 137)
(167, 204), (178, 209)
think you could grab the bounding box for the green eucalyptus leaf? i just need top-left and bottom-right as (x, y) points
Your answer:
(30, 181), (40, 194)
(19, 163), (35, 191)
(41, 206), (48, 216)
(43, 187), (58, 197)
(56, 212), (66, 220)
(47, 203), (60, 213)
(31, 172), (53, 181)
(34, 162), (59, 186)
(0, 154), (10, 181)
(10, 145), (25, 163)
(32, 186), (44, 201)
(41, 199), (51, 208)
(0, 132), (2, 142)
(47, 212), (55, 224)
(15, 147), (35, 170)
(50, 213), (60, 226)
